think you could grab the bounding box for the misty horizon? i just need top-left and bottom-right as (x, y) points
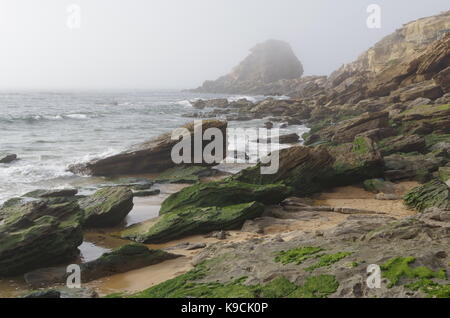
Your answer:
(1, 0), (449, 90)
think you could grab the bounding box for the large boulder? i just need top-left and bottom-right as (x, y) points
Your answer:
(0, 201), (84, 276)
(191, 40), (303, 94)
(234, 146), (334, 195)
(24, 244), (180, 287)
(122, 202), (265, 244)
(160, 180), (293, 214)
(305, 112), (390, 145)
(68, 120), (227, 176)
(391, 103), (450, 135)
(79, 187), (133, 227)
(235, 138), (384, 194)
(378, 134), (426, 156)
(404, 179), (450, 212)
(384, 152), (447, 182)
(0, 153), (17, 164)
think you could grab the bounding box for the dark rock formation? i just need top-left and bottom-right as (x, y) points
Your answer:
(68, 120), (227, 176)
(191, 39), (303, 94)
(24, 244), (180, 287)
(0, 153), (17, 164)
(79, 187), (134, 228)
(0, 200), (84, 276)
(122, 202), (265, 244)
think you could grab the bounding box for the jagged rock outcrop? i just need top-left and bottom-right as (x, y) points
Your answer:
(68, 120), (227, 176)
(0, 200), (84, 276)
(191, 39), (303, 94)
(0, 153), (17, 164)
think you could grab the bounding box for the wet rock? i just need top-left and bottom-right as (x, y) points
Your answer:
(68, 120), (227, 176)
(23, 288), (98, 298)
(363, 179), (397, 194)
(264, 121), (274, 129)
(122, 202), (265, 244)
(155, 165), (216, 184)
(23, 189), (78, 198)
(0, 153), (17, 164)
(191, 99), (229, 109)
(258, 133), (300, 144)
(24, 244), (179, 287)
(236, 138), (383, 195)
(186, 243), (207, 250)
(0, 200), (84, 276)
(160, 180), (292, 214)
(79, 187), (133, 227)
(133, 189), (161, 197)
(22, 290), (61, 298)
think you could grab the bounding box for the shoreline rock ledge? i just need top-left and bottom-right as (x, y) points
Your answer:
(68, 120), (227, 176)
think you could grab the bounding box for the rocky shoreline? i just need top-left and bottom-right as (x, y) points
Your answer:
(1, 11), (450, 298)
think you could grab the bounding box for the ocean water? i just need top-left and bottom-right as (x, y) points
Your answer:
(0, 90), (308, 203)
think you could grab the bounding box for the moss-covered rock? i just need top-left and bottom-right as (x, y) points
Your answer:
(381, 256), (447, 288)
(122, 202), (265, 244)
(24, 244), (179, 286)
(393, 103), (450, 135)
(0, 201), (84, 276)
(404, 179), (450, 212)
(155, 165), (216, 184)
(125, 259), (339, 298)
(235, 138), (383, 194)
(234, 146), (334, 195)
(79, 187), (133, 227)
(23, 189), (78, 198)
(160, 180), (293, 214)
(439, 167), (450, 182)
(363, 178), (396, 194)
(322, 136), (384, 186)
(82, 244), (178, 281)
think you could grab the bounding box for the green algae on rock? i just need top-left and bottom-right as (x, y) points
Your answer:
(79, 187), (134, 227)
(0, 201), (84, 276)
(381, 257), (447, 288)
(155, 165), (217, 184)
(123, 201), (265, 244)
(404, 179), (450, 212)
(274, 246), (324, 265)
(126, 259), (339, 299)
(160, 180), (292, 214)
(305, 252), (353, 272)
(24, 244), (180, 287)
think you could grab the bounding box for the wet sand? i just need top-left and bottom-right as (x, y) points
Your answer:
(313, 181), (420, 219)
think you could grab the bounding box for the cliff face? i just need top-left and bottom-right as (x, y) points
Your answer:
(191, 39), (303, 94)
(191, 11), (450, 104)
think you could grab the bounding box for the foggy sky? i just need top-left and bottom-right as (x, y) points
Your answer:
(0, 0), (448, 90)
